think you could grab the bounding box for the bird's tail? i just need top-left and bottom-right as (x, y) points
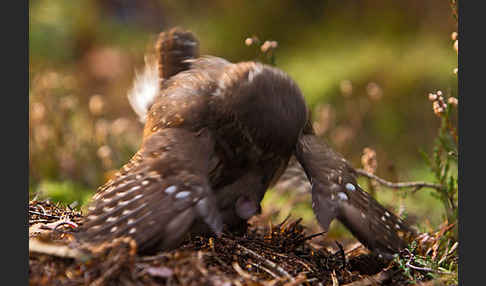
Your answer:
(156, 27), (199, 81)
(128, 27), (199, 123)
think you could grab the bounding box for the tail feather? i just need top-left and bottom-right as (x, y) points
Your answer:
(127, 55), (159, 123)
(128, 27), (199, 123)
(156, 27), (199, 81)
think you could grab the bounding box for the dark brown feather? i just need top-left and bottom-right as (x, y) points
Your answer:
(78, 27), (412, 258)
(295, 133), (412, 257)
(77, 128), (222, 252)
(273, 156), (311, 194)
(156, 27), (199, 82)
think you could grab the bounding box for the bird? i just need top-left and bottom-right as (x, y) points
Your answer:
(76, 27), (412, 257)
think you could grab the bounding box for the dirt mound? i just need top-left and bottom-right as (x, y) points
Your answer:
(29, 200), (416, 285)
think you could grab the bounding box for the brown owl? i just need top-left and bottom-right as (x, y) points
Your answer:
(76, 28), (412, 258)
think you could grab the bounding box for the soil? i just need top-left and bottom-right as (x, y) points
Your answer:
(28, 200), (425, 286)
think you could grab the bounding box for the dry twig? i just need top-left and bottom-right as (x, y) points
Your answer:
(231, 239), (294, 281)
(29, 238), (87, 260)
(355, 169), (443, 192)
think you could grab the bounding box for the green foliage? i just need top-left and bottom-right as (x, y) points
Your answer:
(393, 237), (458, 285)
(422, 93), (458, 236)
(30, 180), (93, 209)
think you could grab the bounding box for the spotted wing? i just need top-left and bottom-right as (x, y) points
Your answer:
(76, 128), (222, 252)
(295, 133), (412, 257)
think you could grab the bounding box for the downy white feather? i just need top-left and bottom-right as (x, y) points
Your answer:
(127, 55), (159, 123)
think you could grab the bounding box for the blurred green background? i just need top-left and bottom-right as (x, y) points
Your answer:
(29, 0), (457, 237)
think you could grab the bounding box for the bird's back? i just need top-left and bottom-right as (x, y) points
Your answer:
(77, 28), (309, 252)
(77, 27), (413, 257)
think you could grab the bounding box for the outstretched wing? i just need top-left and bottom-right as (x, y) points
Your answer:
(295, 133), (412, 257)
(76, 128), (223, 252)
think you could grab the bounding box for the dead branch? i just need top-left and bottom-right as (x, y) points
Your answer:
(28, 210), (61, 220)
(355, 169), (443, 191)
(29, 238), (88, 260)
(231, 240), (294, 281)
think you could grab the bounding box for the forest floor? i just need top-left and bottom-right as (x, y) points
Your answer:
(29, 200), (454, 286)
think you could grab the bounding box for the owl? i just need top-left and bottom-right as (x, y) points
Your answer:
(76, 28), (411, 257)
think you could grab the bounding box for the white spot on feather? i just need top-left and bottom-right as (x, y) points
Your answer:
(142, 180), (150, 186)
(175, 191), (191, 199)
(116, 186), (140, 197)
(165, 185), (177, 194)
(248, 65), (263, 82)
(142, 180), (150, 187)
(87, 215), (98, 221)
(213, 81), (225, 97)
(337, 192), (348, 201)
(127, 55), (159, 123)
(130, 186), (140, 192)
(118, 200), (130, 206)
(345, 183), (356, 192)
(117, 182), (128, 189)
(129, 228), (136, 234)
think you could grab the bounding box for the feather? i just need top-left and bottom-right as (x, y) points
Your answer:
(77, 128), (222, 253)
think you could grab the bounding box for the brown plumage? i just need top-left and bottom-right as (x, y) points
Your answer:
(295, 127), (411, 256)
(156, 27), (199, 81)
(76, 27), (412, 257)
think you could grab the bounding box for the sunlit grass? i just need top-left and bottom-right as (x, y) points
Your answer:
(30, 180), (93, 211)
(279, 34), (456, 107)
